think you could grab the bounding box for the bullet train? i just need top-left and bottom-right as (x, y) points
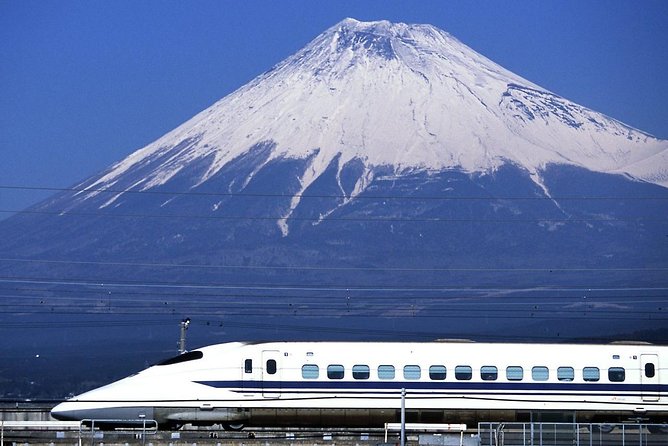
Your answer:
(51, 341), (667, 430)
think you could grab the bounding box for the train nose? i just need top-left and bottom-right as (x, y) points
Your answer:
(51, 399), (155, 424)
(51, 401), (81, 421)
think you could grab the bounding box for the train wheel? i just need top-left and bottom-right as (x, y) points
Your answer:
(223, 423), (245, 431)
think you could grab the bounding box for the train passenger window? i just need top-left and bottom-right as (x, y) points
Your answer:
(429, 365), (446, 380)
(532, 366), (549, 381)
(378, 365), (395, 380)
(327, 364), (345, 379)
(266, 359), (277, 375)
(481, 366), (498, 381)
(302, 364), (319, 379)
(455, 366), (472, 380)
(608, 367), (625, 382)
(583, 367), (600, 382)
(645, 363), (656, 378)
(353, 365), (370, 380)
(244, 359), (253, 373)
(404, 365), (421, 380)
(557, 367), (574, 381)
(506, 366), (523, 381)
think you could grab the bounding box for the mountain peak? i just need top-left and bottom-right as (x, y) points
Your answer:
(313, 18), (471, 71)
(334, 17), (440, 40)
(337, 17), (392, 29)
(332, 18), (398, 60)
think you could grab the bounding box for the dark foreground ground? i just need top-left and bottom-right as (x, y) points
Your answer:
(1, 404), (667, 446)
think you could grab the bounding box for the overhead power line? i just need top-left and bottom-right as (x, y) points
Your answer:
(0, 293), (663, 314)
(1, 184), (667, 201)
(1, 275), (667, 293)
(1, 311), (663, 325)
(2, 293), (666, 307)
(0, 303), (668, 322)
(2, 207), (666, 223)
(1, 257), (666, 273)
(3, 284), (667, 306)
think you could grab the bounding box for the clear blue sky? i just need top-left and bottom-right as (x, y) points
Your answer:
(1, 0), (667, 214)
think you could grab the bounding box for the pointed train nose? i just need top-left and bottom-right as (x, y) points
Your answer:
(50, 371), (158, 424)
(51, 400), (155, 423)
(51, 401), (80, 421)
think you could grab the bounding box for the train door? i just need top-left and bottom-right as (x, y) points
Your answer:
(241, 357), (256, 397)
(262, 350), (281, 398)
(640, 354), (659, 402)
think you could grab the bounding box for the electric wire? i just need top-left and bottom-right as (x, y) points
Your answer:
(1, 275), (667, 292)
(2, 207), (666, 223)
(1, 281), (667, 302)
(0, 308), (663, 321)
(1, 311), (666, 327)
(1, 257), (667, 273)
(2, 288), (667, 304)
(2, 184), (667, 201)
(1, 291), (663, 310)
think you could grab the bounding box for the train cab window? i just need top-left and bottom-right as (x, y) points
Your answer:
(302, 364), (319, 379)
(353, 365), (370, 380)
(266, 359), (277, 375)
(157, 350), (203, 366)
(378, 365), (395, 380)
(404, 365), (421, 380)
(429, 365), (446, 380)
(455, 365), (472, 380)
(557, 367), (574, 381)
(244, 359), (253, 373)
(327, 364), (345, 379)
(481, 366), (498, 381)
(583, 367), (600, 382)
(506, 366), (523, 381)
(608, 367), (625, 382)
(532, 366), (549, 381)
(645, 363), (656, 378)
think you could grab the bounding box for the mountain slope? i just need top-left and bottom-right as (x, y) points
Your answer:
(69, 18), (666, 236)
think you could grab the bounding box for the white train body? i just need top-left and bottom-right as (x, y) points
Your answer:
(52, 341), (667, 428)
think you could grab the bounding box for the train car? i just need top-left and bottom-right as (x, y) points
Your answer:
(51, 341), (667, 430)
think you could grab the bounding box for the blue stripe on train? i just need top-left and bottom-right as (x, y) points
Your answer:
(194, 379), (665, 393)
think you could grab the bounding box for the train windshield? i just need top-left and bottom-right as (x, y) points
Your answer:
(156, 350), (204, 366)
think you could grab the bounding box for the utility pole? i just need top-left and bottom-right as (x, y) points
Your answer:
(178, 318), (191, 354)
(400, 388), (406, 446)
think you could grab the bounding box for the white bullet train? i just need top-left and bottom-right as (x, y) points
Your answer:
(51, 341), (667, 430)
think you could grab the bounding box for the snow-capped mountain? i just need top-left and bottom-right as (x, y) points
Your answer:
(71, 18), (667, 235)
(1, 17), (667, 388)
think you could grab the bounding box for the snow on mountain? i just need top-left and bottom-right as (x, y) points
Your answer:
(78, 18), (668, 223)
